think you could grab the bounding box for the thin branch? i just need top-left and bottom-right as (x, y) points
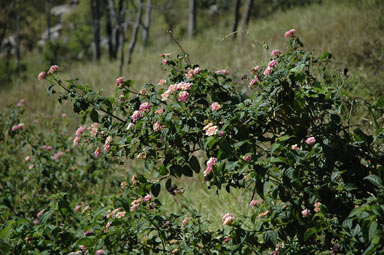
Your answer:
(168, 30), (191, 66)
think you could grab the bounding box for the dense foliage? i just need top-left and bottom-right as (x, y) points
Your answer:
(1, 32), (384, 254)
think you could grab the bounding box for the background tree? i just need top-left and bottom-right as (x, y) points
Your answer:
(117, 0), (125, 76)
(127, 0), (143, 66)
(188, 0), (196, 39)
(240, 0), (253, 37)
(142, 0), (151, 46)
(15, 0), (21, 73)
(232, 0), (241, 39)
(90, 0), (101, 62)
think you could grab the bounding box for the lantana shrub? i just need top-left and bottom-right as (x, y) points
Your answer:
(2, 32), (384, 254)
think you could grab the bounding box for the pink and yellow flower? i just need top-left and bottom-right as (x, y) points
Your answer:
(210, 102), (221, 111)
(222, 213), (235, 225)
(305, 136), (316, 145)
(48, 65), (60, 74)
(38, 72), (46, 80)
(215, 70), (230, 75)
(177, 91), (189, 102)
(284, 29), (297, 38)
(271, 49), (281, 56)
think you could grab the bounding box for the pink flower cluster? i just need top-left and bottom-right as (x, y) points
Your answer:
(82, 205), (90, 214)
(17, 99), (25, 107)
(177, 91), (189, 102)
(73, 125), (87, 147)
(38, 72), (46, 80)
(130, 102), (152, 123)
(302, 208), (310, 217)
(314, 200), (321, 213)
(96, 250), (105, 255)
(139, 102), (151, 112)
(155, 108), (163, 115)
(186, 67), (201, 79)
(106, 208), (126, 219)
(116, 77), (124, 87)
(90, 123), (98, 136)
(121, 181), (128, 189)
(131, 197), (142, 211)
(74, 204), (82, 212)
(131, 110), (143, 122)
(249, 199), (264, 207)
(222, 213), (234, 225)
(104, 221), (112, 233)
(264, 59), (279, 76)
(251, 66), (260, 73)
(215, 70), (230, 75)
(153, 121), (162, 132)
(204, 157), (217, 177)
(249, 75), (260, 88)
(181, 217), (189, 228)
(158, 79), (166, 86)
(210, 102), (221, 111)
(161, 82), (191, 101)
(243, 155), (252, 162)
(52, 151), (65, 161)
(48, 65), (60, 74)
(104, 136), (112, 153)
(271, 49), (281, 56)
(94, 147), (101, 157)
(75, 125), (86, 136)
(203, 123), (218, 136)
(40, 145), (52, 150)
(12, 123), (24, 131)
(284, 29), (297, 38)
(305, 136), (316, 145)
(37, 209), (45, 218)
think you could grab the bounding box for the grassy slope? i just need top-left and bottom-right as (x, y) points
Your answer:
(1, 1), (383, 227)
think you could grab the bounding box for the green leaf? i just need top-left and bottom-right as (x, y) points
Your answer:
(368, 221), (378, 242)
(165, 179), (172, 191)
(364, 175), (382, 187)
(90, 108), (99, 122)
(181, 165), (194, 177)
(304, 227), (318, 241)
(189, 156), (200, 173)
(158, 165), (168, 175)
(151, 183), (161, 197)
(263, 230), (277, 248)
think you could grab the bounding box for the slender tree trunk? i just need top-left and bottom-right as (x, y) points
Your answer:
(240, 0), (253, 36)
(91, 0), (101, 62)
(105, 0), (116, 59)
(142, 0), (151, 46)
(127, 0), (143, 66)
(15, 0), (21, 73)
(46, 0), (51, 42)
(188, 0), (196, 39)
(232, 0), (241, 39)
(118, 0), (125, 76)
